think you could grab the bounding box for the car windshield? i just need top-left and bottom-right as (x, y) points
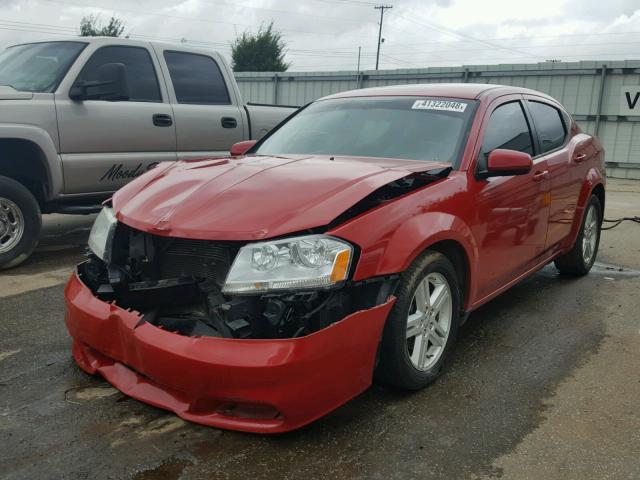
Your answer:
(255, 96), (476, 163)
(0, 41), (86, 93)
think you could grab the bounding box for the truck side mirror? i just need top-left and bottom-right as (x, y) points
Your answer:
(69, 63), (130, 102)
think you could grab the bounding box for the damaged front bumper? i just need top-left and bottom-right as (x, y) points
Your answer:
(65, 271), (395, 433)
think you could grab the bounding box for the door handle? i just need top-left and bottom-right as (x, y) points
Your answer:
(152, 114), (173, 127)
(221, 117), (238, 129)
(532, 170), (549, 183)
(573, 153), (587, 163)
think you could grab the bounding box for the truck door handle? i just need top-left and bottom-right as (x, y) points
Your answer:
(532, 170), (549, 183)
(221, 117), (237, 129)
(152, 114), (173, 127)
(573, 153), (587, 163)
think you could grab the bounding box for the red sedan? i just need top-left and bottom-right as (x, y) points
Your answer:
(65, 84), (605, 433)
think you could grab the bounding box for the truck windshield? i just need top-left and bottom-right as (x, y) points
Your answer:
(254, 96), (476, 163)
(0, 41), (86, 93)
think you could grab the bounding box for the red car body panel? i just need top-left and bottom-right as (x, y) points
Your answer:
(112, 154), (450, 241)
(65, 83), (605, 432)
(66, 272), (395, 434)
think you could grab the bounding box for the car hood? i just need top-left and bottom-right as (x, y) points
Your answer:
(112, 155), (450, 241)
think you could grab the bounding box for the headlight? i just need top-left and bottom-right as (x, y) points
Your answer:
(222, 235), (353, 294)
(88, 207), (117, 263)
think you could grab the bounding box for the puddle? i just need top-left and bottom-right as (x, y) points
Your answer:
(132, 457), (194, 480)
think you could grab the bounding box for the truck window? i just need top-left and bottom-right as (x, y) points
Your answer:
(163, 51), (231, 105)
(76, 46), (162, 102)
(0, 41), (86, 93)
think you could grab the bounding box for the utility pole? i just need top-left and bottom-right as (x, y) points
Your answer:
(357, 46), (361, 72)
(374, 5), (392, 70)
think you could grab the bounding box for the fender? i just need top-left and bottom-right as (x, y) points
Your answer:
(330, 205), (479, 309)
(0, 124), (63, 200)
(561, 167), (605, 251)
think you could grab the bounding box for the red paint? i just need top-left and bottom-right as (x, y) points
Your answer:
(487, 149), (532, 173)
(65, 272), (394, 434)
(230, 140), (257, 156)
(66, 84), (605, 432)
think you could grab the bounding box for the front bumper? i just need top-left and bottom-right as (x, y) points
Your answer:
(64, 272), (395, 433)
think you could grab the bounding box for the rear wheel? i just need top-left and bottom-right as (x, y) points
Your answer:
(0, 176), (41, 270)
(376, 251), (461, 390)
(554, 194), (601, 276)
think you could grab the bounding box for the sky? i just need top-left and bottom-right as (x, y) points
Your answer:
(0, 0), (640, 71)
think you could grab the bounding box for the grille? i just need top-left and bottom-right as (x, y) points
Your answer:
(158, 237), (234, 286)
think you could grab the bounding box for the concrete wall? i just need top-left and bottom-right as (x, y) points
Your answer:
(235, 60), (640, 179)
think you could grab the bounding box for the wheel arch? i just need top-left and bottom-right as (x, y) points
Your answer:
(0, 125), (63, 203)
(562, 168), (605, 250)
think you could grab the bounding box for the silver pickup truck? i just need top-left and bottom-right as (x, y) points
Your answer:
(0, 37), (297, 269)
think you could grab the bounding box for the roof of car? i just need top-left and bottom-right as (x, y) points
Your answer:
(321, 83), (544, 101)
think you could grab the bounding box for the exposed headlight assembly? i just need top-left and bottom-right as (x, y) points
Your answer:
(222, 235), (353, 294)
(88, 206), (117, 263)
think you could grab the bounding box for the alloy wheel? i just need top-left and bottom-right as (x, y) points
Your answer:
(406, 272), (453, 371)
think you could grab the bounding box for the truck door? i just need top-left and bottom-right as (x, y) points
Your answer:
(55, 44), (177, 194)
(154, 47), (246, 158)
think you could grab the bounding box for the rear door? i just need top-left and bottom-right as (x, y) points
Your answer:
(56, 43), (177, 194)
(471, 96), (551, 299)
(154, 47), (246, 158)
(523, 95), (583, 248)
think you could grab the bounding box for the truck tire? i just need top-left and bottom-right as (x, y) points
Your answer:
(0, 176), (41, 270)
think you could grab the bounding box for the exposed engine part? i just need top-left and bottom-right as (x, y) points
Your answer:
(80, 223), (397, 340)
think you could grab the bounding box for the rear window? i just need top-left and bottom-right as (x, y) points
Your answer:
(164, 51), (231, 105)
(527, 101), (567, 153)
(255, 96), (476, 164)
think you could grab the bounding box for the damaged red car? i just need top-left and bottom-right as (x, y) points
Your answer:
(65, 84), (605, 433)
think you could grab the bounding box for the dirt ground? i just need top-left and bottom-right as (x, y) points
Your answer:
(1, 178), (639, 480)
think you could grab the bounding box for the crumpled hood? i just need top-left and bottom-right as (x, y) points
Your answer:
(112, 155), (450, 240)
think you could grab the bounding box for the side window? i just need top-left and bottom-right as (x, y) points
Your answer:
(163, 51), (231, 105)
(76, 46), (161, 102)
(527, 101), (567, 153)
(478, 101), (533, 172)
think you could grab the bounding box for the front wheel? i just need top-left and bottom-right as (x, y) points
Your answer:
(554, 194), (602, 276)
(0, 176), (41, 270)
(375, 251), (461, 390)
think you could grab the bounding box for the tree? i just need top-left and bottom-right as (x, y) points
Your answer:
(80, 14), (125, 37)
(231, 22), (289, 72)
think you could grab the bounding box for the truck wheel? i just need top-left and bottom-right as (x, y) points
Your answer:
(554, 194), (601, 276)
(0, 176), (41, 270)
(375, 251), (461, 390)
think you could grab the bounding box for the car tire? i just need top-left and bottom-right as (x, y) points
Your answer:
(375, 250), (461, 390)
(554, 194), (602, 276)
(0, 175), (41, 270)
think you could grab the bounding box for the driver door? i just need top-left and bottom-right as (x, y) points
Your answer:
(55, 43), (176, 194)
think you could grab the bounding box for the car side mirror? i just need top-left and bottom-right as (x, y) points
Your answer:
(69, 63), (130, 102)
(230, 140), (257, 157)
(485, 149), (532, 177)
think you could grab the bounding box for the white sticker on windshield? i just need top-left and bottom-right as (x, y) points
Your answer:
(412, 99), (468, 113)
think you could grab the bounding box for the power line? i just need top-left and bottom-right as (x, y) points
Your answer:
(374, 5), (392, 70)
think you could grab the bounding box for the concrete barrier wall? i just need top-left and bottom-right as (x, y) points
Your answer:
(235, 60), (640, 179)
